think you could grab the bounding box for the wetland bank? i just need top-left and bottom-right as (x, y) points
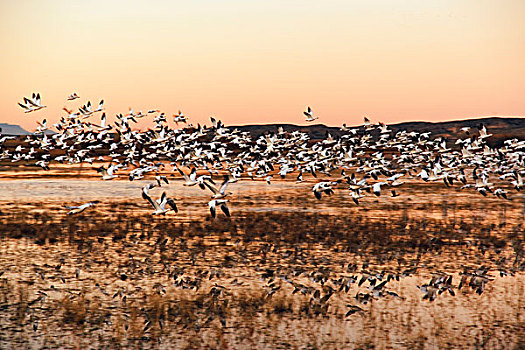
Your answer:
(0, 180), (524, 349)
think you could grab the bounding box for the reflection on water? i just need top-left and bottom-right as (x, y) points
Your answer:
(0, 179), (524, 349)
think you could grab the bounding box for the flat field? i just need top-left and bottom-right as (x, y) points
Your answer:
(0, 177), (524, 349)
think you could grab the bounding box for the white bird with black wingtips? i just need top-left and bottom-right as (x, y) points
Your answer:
(372, 182), (387, 196)
(95, 164), (119, 180)
(143, 190), (178, 215)
(204, 175), (232, 199)
(178, 167), (199, 186)
(208, 199), (230, 218)
(304, 106), (318, 122)
(67, 92), (80, 100)
(64, 201), (100, 215)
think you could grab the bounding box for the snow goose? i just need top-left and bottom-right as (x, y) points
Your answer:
(303, 106), (318, 122)
(64, 201), (100, 215)
(204, 175), (232, 199)
(67, 92), (79, 100)
(95, 164), (118, 180)
(143, 191), (178, 215)
(312, 181), (334, 200)
(208, 199), (230, 218)
(177, 167), (199, 186)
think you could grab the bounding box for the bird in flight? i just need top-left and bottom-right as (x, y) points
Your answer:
(67, 92), (80, 101)
(18, 93), (46, 113)
(304, 106), (319, 122)
(208, 199), (230, 218)
(143, 190), (178, 215)
(64, 201), (100, 215)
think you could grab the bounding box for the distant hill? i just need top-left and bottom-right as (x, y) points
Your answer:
(0, 123), (32, 136)
(0, 123), (57, 136)
(231, 117), (525, 145)
(389, 117), (525, 143)
(1, 116), (523, 143)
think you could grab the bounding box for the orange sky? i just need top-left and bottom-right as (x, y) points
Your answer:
(1, 0), (524, 132)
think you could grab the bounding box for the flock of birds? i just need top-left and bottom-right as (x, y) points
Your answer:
(4, 92), (525, 220)
(0, 93), (523, 347)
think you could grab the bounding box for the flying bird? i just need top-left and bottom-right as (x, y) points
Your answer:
(303, 106), (318, 122)
(95, 164), (119, 180)
(67, 92), (80, 100)
(143, 190), (178, 215)
(204, 175), (232, 199)
(18, 93), (46, 113)
(64, 201), (100, 215)
(208, 199), (230, 218)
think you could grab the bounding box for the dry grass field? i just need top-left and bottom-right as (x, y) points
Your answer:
(0, 177), (524, 349)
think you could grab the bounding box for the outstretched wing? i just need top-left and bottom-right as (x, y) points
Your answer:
(220, 203), (230, 217)
(142, 189), (157, 210)
(142, 183), (156, 200)
(34, 93), (43, 107)
(203, 181), (218, 194)
(160, 191), (167, 206)
(95, 166), (108, 176)
(166, 198), (178, 213)
(219, 175), (230, 194)
(177, 167), (189, 181)
(18, 102), (31, 112)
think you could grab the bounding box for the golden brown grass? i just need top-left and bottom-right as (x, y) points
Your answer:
(0, 199), (524, 348)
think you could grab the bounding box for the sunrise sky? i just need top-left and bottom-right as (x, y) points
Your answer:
(1, 0), (524, 131)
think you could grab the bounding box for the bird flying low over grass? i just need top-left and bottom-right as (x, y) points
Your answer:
(350, 189), (364, 205)
(178, 167), (199, 186)
(208, 199), (230, 219)
(156, 175), (169, 187)
(312, 181), (334, 200)
(142, 190), (178, 215)
(372, 182), (388, 196)
(203, 175), (232, 199)
(94, 164), (119, 180)
(64, 201), (100, 215)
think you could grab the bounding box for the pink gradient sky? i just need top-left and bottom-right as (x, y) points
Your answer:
(1, 0), (524, 132)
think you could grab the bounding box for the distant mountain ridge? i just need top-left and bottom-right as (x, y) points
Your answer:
(0, 123), (32, 136)
(1, 116), (524, 143)
(231, 117), (525, 144)
(0, 123), (56, 136)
